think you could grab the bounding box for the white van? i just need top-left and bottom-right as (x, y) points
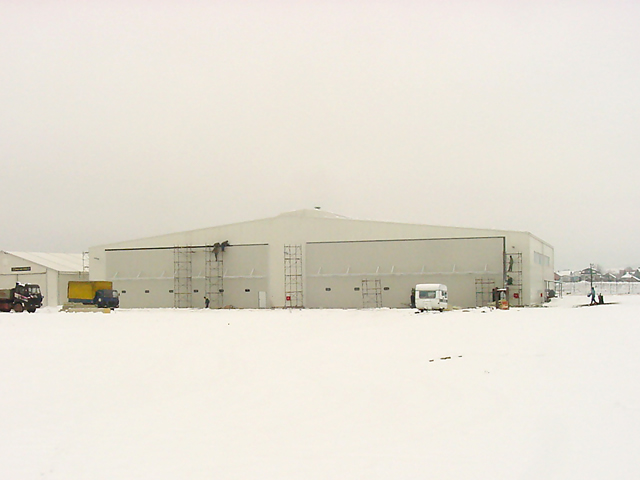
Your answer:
(415, 284), (448, 312)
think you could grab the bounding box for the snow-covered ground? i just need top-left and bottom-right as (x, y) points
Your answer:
(2, 296), (640, 479)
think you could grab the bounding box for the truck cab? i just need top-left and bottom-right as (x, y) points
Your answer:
(14, 283), (43, 312)
(415, 284), (448, 312)
(94, 289), (120, 309)
(0, 283), (43, 313)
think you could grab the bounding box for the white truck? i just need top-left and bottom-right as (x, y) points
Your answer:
(415, 284), (448, 312)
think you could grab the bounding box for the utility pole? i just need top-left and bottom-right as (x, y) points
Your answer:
(589, 263), (594, 291)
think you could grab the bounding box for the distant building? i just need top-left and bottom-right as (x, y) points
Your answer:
(556, 267), (640, 286)
(0, 251), (87, 307)
(621, 272), (640, 282)
(557, 270), (581, 283)
(579, 266), (601, 282)
(89, 209), (555, 309)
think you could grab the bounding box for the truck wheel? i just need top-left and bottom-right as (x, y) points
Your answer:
(13, 303), (24, 313)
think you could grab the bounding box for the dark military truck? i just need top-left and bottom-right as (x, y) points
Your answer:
(0, 283), (44, 313)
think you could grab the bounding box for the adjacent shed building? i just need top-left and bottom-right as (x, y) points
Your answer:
(89, 210), (554, 309)
(0, 251), (87, 307)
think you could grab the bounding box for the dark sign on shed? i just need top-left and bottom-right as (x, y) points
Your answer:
(11, 266), (31, 272)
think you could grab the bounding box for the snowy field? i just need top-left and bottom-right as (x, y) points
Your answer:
(2, 296), (640, 480)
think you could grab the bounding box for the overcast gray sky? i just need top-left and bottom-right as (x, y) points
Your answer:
(1, 1), (638, 270)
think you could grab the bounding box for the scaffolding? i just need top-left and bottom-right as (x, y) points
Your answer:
(284, 245), (303, 308)
(475, 277), (495, 307)
(174, 246), (193, 308)
(205, 245), (224, 309)
(362, 279), (382, 308)
(506, 252), (523, 307)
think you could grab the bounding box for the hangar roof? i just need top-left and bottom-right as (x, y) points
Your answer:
(276, 209), (350, 220)
(5, 252), (85, 273)
(90, 209), (552, 251)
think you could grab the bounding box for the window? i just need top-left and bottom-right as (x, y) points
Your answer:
(383, 287), (390, 291)
(534, 251), (550, 266)
(354, 287), (360, 291)
(169, 289), (173, 293)
(145, 290), (150, 294)
(418, 290), (436, 299)
(121, 290), (127, 294)
(325, 287), (331, 291)
(193, 289), (199, 293)
(245, 289), (251, 292)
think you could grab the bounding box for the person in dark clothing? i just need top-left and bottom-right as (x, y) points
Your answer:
(204, 296), (210, 308)
(590, 286), (597, 305)
(508, 255), (514, 272)
(212, 243), (221, 261)
(598, 293), (604, 305)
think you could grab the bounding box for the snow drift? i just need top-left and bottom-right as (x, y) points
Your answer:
(1, 295), (639, 479)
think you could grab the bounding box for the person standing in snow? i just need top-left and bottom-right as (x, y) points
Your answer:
(204, 296), (210, 308)
(590, 286), (597, 305)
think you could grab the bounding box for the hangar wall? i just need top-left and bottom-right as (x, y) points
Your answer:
(524, 234), (555, 304)
(0, 256), (47, 303)
(305, 237), (505, 308)
(106, 244), (269, 309)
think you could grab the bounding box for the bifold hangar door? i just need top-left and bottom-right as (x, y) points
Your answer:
(305, 237), (505, 309)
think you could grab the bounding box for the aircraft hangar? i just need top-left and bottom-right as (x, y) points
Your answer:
(88, 209), (554, 309)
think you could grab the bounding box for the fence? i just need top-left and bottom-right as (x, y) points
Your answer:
(561, 281), (640, 296)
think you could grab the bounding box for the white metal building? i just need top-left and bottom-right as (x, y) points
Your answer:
(89, 209), (555, 309)
(0, 251), (87, 307)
